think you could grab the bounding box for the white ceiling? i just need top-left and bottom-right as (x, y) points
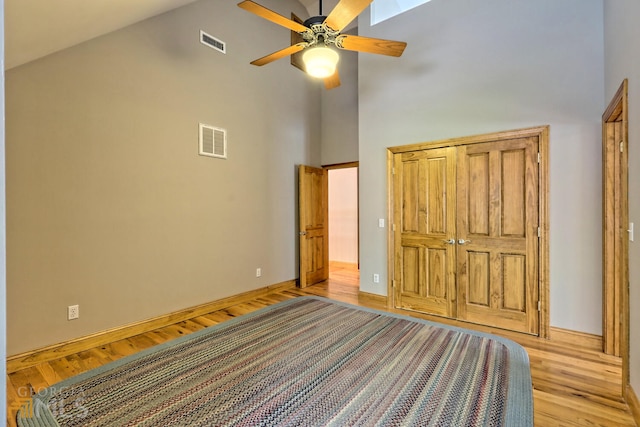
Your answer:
(5, 0), (340, 70)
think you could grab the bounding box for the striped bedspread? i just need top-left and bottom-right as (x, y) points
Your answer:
(18, 296), (533, 426)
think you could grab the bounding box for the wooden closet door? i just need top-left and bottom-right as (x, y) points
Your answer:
(456, 138), (539, 335)
(393, 147), (457, 317)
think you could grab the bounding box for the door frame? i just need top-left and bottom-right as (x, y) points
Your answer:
(387, 126), (550, 339)
(602, 79), (629, 388)
(298, 162), (359, 288)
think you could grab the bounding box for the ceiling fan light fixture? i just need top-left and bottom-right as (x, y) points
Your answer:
(302, 46), (339, 78)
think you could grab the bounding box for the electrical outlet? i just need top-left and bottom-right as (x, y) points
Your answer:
(256, 268), (262, 277)
(68, 305), (79, 320)
(373, 274), (380, 283)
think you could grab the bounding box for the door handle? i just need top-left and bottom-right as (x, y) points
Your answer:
(442, 239), (456, 245)
(458, 239), (471, 245)
(299, 231), (307, 236)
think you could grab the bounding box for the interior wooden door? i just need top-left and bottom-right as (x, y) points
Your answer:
(389, 128), (547, 336)
(393, 147), (457, 317)
(299, 165), (329, 288)
(602, 79), (628, 371)
(456, 138), (540, 334)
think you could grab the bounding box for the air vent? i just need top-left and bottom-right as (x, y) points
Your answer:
(199, 123), (227, 159)
(200, 30), (226, 54)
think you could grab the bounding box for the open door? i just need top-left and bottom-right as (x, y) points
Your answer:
(299, 165), (329, 288)
(602, 80), (629, 391)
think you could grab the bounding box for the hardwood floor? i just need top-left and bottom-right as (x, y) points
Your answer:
(6, 263), (637, 426)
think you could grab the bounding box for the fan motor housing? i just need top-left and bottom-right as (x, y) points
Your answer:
(302, 15), (340, 47)
(303, 15), (327, 27)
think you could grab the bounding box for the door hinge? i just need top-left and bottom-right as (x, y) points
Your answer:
(620, 141), (624, 153)
(537, 152), (541, 163)
(393, 224), (396, 232)
(392, 279), (396, 289)
(392, 167), (396, 175)
(537, 227), (541, 238)
(537, 301), (541, 311)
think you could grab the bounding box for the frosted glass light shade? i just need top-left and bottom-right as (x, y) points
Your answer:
(302, 46), (339, 78)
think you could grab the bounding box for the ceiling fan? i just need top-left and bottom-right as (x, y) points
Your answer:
(237, 0), (407, 89)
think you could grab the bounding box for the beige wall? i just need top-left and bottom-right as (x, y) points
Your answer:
(320, 28), (359, 166)
(5, 0), (321, 356)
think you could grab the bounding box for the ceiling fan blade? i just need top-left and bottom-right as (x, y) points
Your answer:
(336, 34), (407, 57)
(238, 0), (309, 33)
(250, 43), (307, 66)
(324, 0), (373, 32)
(324, 70), (341, 90)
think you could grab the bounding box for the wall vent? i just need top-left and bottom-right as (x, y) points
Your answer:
(200, 30), (226, 54)
(199, 123), (227, 159)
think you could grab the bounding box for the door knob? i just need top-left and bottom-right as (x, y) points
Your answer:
(458, 239), (471, 245)
(299, 231), (307, 236)
(442, 239), (455, 245)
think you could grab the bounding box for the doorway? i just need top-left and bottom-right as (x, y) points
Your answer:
(298, 163), (360, 289)
(327, 163), (359, 287)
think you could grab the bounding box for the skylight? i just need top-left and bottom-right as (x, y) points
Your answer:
(371, 0), (433, 25)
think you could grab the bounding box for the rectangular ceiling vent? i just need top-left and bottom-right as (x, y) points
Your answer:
(199, 123), (227, 159)
(200, 30), (226, 54)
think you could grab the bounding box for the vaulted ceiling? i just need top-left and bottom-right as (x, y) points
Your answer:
(4, 0), (339, 70)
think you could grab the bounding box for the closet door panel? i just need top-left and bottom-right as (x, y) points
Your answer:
(467, 153), (490, 236)
(393, 148), (456, 317)
(456, 138), (539, 335)
(467, 251), (490, 307)
(501, 149), (526, 237)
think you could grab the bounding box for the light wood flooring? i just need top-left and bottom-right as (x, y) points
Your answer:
(6, 264), (637, 426)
